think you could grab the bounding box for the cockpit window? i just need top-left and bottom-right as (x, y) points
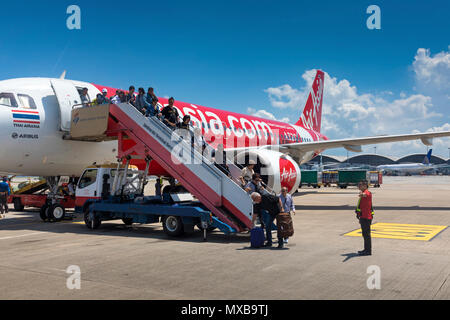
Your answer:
(17, 94), (37, 109)
(0, 93), (18, 108)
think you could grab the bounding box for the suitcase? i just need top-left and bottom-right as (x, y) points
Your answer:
(250, 227), (265, 248)
(276, 212), (294, 238)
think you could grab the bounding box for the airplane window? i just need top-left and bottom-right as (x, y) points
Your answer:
(0, 92), (18, 108)
(78, 169), (98, 189)
(17, 94), (37, 110)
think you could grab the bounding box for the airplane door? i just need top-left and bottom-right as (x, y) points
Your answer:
(50, 79), (81, 132)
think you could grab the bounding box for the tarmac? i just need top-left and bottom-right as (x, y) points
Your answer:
(0, 176), (449, 300)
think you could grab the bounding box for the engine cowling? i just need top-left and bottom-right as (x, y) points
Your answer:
(236, 149), (301, 194)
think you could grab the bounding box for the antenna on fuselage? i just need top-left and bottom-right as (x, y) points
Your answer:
(59, 70), (67, 80)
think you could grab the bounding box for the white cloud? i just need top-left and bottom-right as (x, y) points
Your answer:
(413, 47), (450, 90)
(413, 47), (450, 119)
(262, 47), (450, 158)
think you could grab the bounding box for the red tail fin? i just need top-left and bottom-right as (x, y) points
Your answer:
(295, 70), (324, 132)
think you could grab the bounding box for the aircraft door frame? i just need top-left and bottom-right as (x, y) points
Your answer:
(50, 79), (81, 132)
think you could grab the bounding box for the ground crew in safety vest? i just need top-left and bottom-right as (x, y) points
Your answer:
(355, 180), (374, 256)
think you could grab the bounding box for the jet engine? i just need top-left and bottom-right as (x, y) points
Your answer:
(235, 149), (301, 194)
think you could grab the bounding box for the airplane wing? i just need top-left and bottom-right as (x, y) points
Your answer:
(279, 131), (450, 153)
(227, 131), (450, 164)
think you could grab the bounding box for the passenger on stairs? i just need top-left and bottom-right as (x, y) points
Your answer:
(111, 90), (121, 104)
(146, 99), (161, 118)
(101, 88), (111, 104)
(146, 87), (157, 105)
(126, 86), (136, 107)
(245, 173), (268, 195)
(161, 97), (180, 130)
(192, 127), (207, 154)
(93, 93), (108, 105)
(119, 91), (127, 103)
(135, 88), (151, 115)
(179, 115), (193, 131)
(240, 160), (256, 187)
(212, 144), (231, 177)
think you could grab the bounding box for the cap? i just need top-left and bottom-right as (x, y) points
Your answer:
(102, 88), (108, 93)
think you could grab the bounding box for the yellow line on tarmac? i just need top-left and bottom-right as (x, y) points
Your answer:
(344, 222), (448, 241)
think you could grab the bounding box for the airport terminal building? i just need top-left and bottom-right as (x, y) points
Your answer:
(305, 153), (450, 174)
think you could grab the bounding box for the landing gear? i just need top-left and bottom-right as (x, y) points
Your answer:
(48, 204), (66, 222)
(40, 204), (50, 221)
(39, 176), (70, 223)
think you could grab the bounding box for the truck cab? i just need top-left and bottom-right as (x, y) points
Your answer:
(75, 164), (142, 213)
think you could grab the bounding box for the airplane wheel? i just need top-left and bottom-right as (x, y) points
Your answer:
(13, 198), (24, 212)
(40, 204), (50, 222)
(162, 216), (184, 237)
(48, 204), (65, 222)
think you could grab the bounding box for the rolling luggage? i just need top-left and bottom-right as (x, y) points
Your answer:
(250, 227), (265, 248)
(276, 212), (294, 238)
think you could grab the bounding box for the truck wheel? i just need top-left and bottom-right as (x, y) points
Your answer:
(13, 198), (25, 212)
(122, 218), (134, 226)
(162, 216), (184, 237)
(48, 204), (65, 222)
(84, 205), (101, 230)
(40, 204), (49, 222)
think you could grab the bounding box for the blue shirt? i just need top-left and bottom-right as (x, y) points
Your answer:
(279, 193), (294, 212)
(0, 182), (11, 195)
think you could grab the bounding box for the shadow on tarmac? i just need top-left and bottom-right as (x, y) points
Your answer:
(341, 252), (361, 262)
(296, 204), (450, 211)
(0, 209), (252, 245)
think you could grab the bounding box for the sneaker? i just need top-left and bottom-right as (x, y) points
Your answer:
(277, 244), (284, 249)
(358, 251), (371, 256)
(264, 242), (273, 247)
(284, 238), (289, 244)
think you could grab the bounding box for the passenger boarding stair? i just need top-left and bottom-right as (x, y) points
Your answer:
(69, 103), (254, 232)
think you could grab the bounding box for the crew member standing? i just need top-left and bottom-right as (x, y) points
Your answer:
(0, 177), (11, 218)
(356, 180), (373, 256)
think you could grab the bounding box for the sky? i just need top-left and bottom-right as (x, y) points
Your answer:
(0, 0), (449, 158)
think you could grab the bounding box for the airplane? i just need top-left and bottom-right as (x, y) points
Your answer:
(377, 149), (436, 175)
(0, 70), (449, 196)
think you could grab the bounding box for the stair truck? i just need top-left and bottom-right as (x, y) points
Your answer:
(65, 103), (255, 239)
